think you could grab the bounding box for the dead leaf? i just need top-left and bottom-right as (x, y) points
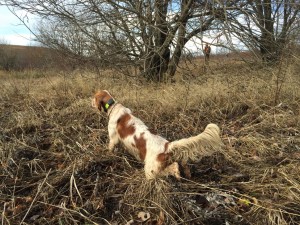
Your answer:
(138, 211), (150, 222)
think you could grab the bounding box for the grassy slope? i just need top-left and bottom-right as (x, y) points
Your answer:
(0, 58), (300, 224)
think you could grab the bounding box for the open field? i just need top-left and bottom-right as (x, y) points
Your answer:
(1, 58), (300, 224)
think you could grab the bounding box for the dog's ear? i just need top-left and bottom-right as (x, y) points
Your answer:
(93, 90), (111, 112)
(91, 97), (102, 111)
(92, 91), (103, 111)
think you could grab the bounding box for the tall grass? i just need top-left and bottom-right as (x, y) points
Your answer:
(0, 58), (299, 224)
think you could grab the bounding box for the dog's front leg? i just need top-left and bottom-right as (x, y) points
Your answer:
(108, 129), (119, 151)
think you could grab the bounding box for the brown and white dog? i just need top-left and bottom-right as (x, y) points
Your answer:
(92, 90), (223, 179)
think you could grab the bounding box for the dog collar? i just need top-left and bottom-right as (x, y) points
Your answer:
(103, 98), (115, 112)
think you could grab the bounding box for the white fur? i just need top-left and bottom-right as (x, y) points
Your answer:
(107, 104), (172, 179)
(95, 90), (223, 179)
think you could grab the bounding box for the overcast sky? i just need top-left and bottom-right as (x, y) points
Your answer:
(0, 5), (233, 53)
(0, 5), (36, 46)
(0, 5), (209, 51)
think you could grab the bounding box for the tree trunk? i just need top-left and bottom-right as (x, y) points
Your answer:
(143, 0), (170, 81)
(167, 23), (187, 78)
(144, 49), (170, 82)
(256, 0), (276, 62)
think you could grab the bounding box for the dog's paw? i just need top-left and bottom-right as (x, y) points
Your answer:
(108, 143), (115, 152)
(170, 162), (181, 180)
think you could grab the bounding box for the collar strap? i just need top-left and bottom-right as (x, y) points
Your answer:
(103, 98), (115, 112)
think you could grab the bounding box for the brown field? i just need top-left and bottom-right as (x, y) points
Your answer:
(0, 44), (70, 71)
(0, 57), (300, 224)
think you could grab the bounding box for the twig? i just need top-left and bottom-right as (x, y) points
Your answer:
(36, 201), (110, 225)
(20, 169), (52, 224)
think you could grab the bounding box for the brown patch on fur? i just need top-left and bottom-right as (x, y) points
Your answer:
(164, 142), (169, 152)
(117, 113), (135, 139)
(93, 90), (112, 111)
(148, 128), (157, 135)
(154, 142), (171, 169)
(134, 133), (147, 161)
(157, 152), (170, 169)
(180, 161), (192, 179)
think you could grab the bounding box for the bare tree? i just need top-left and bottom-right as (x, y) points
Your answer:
(4, 0), (244, 81)
(222, 0), (300, 63)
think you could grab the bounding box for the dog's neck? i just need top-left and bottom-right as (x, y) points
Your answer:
(102, 98), (115, 113)
(102, 98), (119, 118)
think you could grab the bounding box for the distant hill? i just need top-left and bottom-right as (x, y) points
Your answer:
(0, 44), (62, 71)
(0, 44), (262, 72)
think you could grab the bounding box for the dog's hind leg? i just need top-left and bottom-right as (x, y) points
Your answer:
(160, 162), (181, 180)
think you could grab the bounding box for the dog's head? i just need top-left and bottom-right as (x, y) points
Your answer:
(92, 90), (115, 112)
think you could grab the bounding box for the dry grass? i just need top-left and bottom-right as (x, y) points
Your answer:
(0, 58), (300, 224)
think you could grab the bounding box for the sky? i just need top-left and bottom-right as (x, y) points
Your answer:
(0, 4), (236, 53)
(0, 4), (214, 50)
(0, 5), (36, 46)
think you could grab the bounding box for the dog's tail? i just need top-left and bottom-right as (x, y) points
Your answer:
(167, 123), (223, 161)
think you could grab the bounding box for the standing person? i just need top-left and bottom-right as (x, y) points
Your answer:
(204, 43), (211, 64)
